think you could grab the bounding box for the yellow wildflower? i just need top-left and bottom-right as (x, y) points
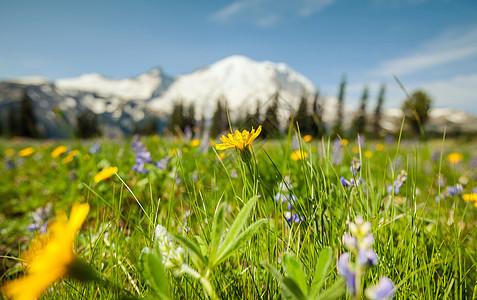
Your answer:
(190, 139), (201, 147)
(291, 150), (308, 161)
(18, 147), (34, 157)
(182, 147), (189, 153)
(341, 139), (349, 146)
(94, 166), (118, 183)
(5, 149), (15, 157)
(51, 146), (67, 158)
(352, 146), (359, 154)
(62, 150), (80, 164)
(448, 152), (463, 164)
(364, 150), (373, 158)
(219, 152), (226, 160)
(303, 135), (313, 143)
(376, 143), (384, 151)
(2, 203), (90, 300)
(215, 126), (262, 151)
(463, 193), (477, 202)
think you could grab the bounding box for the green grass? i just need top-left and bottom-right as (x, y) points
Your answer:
(0, 134), (476, 299)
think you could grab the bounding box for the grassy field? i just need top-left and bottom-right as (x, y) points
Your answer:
(0, 132), (476, 299)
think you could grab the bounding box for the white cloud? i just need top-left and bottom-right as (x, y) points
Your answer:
(209, 0), (337, 26)
(373, 27), (477, 77)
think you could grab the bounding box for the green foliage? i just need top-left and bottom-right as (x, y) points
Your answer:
(352, 85), (368, 137)
(138, 247), (171, 299)
(169, 101), (185, 134)
(373, 83), (386, 136)
(76, 109), (101, 138)
(332, 74), (346, 138)
(263, 248), (345, 300)
(209, 98), (229, 137)
(261, 92), (281, 138)
(402, 90), (432, 137)
(292, 91), (315, 136)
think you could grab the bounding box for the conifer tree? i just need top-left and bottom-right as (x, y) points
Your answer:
(209, 97), (228, 137)
(373, 84), (386, 136)
(184, 103), (196, 129)
(169, 101), (185, 134)
(311, 90), (324, 137)
(18, 90), (39, 138)
(332, 74), (346, 137)
(354, 85), (368, 136)
(261, 92), (280, 138)
(402, 90), (432, 138)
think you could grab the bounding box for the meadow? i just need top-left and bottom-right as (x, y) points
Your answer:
(0, 130), (476, 299)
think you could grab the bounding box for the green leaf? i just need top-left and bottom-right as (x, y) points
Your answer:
(214, 219), (266, 265)
(315, 278), (346, 300)
(218, 196), (258, 256)
(173, 234), (208, 267)
(194, 235), (208, 257)
(209, 203), (226, 262)
(283, 252), (308, 296)
(262, 262), (305, 300)
(309, 247), (333, 297)
(138, 248), (170, 299)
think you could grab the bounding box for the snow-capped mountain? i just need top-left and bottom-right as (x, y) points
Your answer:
(148, 55), (317, 118)
(56, 68), (173, 101)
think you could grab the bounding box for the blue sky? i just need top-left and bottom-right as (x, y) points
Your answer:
(1, 0), (476, 113)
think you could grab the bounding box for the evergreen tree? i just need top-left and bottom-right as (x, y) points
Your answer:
(169, 101), (185, 134)
(18, 90), (39, 138)
(261, 92), (280, 138)
(353, 86), (368, 136)
(332, 74), (346, 137)
(373, 84), (386, 136)
(311, 90), (324, 137)
(402, 90), (432, 138)
(76, 109), (101, 138)
(184, 103), (196, 129)
(293, 90), (314, 135)
(209, 98), (228, 137)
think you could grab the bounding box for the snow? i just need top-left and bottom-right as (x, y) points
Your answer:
(148, 55), (317, 118)
(55, 69), (165, 100)
(7, 76), (50, 85)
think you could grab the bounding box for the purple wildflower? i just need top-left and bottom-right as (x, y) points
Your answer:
(338, 253), (356, 295)
(365, 276), (395, 300)
(155, 156), (171, 170)
(358, 249), (379, 267)
(350, 158), (361, 175)
(332, 138), (343, 165)
(89, 141), (101, 154)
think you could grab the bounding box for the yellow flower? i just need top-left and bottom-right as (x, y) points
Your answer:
(215, 126), (262, 151)
(5, 149), (15, 157)
(219, 152), (226, 160)
(51, 146), (67, 158)
(352, 146), (359, 154)
(448, 152), (463, 164)
(94, 166), (118, 183)
(364, 150), (373, 158)
(190, 139), (201, 147)
(463, 193), (477, 202)
(376, 143), (385, 151)
(62, 150), (79, 164)
(291, 150), (308, 161)
(18, 147), (34, 157)
(341, 139), (349, 146)
(2, 203), (90, 300)
(182, 147), (189, 153)
(303, 135), (313, 143)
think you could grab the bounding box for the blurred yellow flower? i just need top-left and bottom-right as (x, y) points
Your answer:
(62, 150), (80, 164)
(5, 149), (15, 157)
(182, 147), (189, 153)
(376, 143), (384, 151)
(190, 139), (201, 147)
(18, 147), (34, 157)
(448, 152), (463, 164)
(303, 135), (313, 143)
(291, 150), (308, 161)
(94, 166), (118, 183)
(341, 139), (349, 146)
(51, 146), (67, 158)
(219, 152), (226, 160)
(352, 146), (359, 154)
(216, 126), (262, 151)
(364, 150), (373, 158)
(2, 203), (90, 300)
(152, 135), (160, 142)
(463, 193), (477, 202)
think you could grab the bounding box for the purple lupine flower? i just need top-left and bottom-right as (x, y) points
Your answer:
(89, 141), (101, 154)
(343, 232), (358, 251)
(155, 156), (171, 170)
(358, 249), (379, 267)
(447, 184), (463, 196)
(350, 158), (361, 175)
(332, 138), (343, 165)
(338, 253), (356, 295)
(365, 276), (395, 300)
(284, 211), (304, 224)
(274, 193), (288, 204)
(340, 176), (352, 187)
(385, 134), (393, 145)
(28, 203), (53, 233)
(4, 158), (16, 170)
(230, 168), (238, 178)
